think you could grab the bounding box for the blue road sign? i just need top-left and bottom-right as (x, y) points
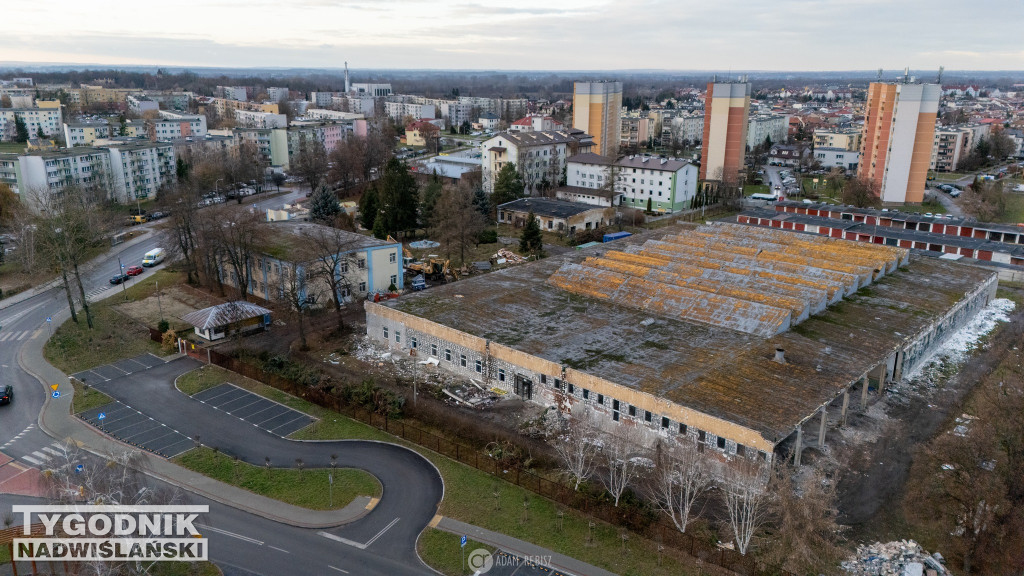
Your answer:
(46, 317), (51, 323)
(75, 464), (84, 474)
(52, 390), (60, 399)
(461, 535), (467, 548)
(98, 412), (106, 420)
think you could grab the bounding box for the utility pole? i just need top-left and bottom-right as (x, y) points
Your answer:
(156, 280), (164, 321)
(117, 256), (127, 300)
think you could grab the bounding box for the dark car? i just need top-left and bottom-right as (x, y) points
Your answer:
(0, 385), (12, 405)
(126, 265), (144, 277)
(109, 273), (129, 285)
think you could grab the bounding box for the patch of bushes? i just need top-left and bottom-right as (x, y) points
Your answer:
(477, 229), (498, 244)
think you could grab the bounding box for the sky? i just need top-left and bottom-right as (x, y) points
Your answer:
(3, 0), (1023, 71)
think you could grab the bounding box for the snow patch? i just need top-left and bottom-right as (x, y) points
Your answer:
(902, 298), (1015, 382)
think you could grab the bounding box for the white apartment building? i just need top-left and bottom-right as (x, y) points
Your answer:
(930, 124), (991, 172)
(266, 87), (290, 102)
(1, 142), (174, 202)
(813, 147), (860, 170)
(234, 110), (288, 129)
(566, 153), (698, 213)
(510, 115), (563, 133)
(746, 114), (790, 149)
(481, 131), (574, 195)
(310, 91), (346, 107)
(304, 109), (365, 122)
(812, 128), (862, 152)
(126, 94), (159, 114)
(151, 112), (208, 140)
(670, 113), (704, 145)
(384, 102), (435, 122)
(219, 86), (249, 101)
(0, 108), (64, 141)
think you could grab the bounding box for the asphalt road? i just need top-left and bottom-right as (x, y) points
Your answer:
(0, 235), (163, 466)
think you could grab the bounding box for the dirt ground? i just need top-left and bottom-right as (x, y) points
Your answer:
(115, 284), (223, 332)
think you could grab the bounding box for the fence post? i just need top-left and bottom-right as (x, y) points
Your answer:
(456, 444), (459, 461)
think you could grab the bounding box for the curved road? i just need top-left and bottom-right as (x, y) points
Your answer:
(0, 228), (445, 575)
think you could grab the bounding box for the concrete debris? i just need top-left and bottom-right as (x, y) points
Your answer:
(445, 383), (499, 408)
(493, 248), (527, 264)
(842, 540), (950, 576)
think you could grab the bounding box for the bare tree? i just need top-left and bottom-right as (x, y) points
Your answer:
(304, 226), (359, 332)
(328, 137), (365, 191)
(646, 439), (713, 534)
(760, 466), (846, 574)
(841, 176), (882, 209)
(293, 136), (329, 193)
(719, 456), (772, 555)
(598, 426), (649, 507)
(552, 406), (599, 491)
(429, 181), (486, 264)
(209, 207), (264, 301)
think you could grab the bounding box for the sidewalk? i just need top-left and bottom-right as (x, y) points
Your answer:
(434, 517), (619, 576)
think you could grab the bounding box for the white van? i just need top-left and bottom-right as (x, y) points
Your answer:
(750, 192), (779, 201)
(142, 248), (165, 267)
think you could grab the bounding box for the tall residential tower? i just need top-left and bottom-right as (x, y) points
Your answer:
(699, 81), (751, 186)
(573, 81), (622, 157)
(857, 82), (940, 204)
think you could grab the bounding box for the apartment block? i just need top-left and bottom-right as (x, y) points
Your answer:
(63, 121), (112, 146)
(510, 115), (563, 133)
(234, 109), (288, 129)
(351, 83), (393, 97)
(0, 108), (64, 141)
(700, 81), (751, 185)
(813, 128), (863, 152)
(567, 152), (698, 213)
(858, 82), (940, 204)
(746, 114), (790, 149)
(384, 102), (436, 122)
(266, 87), (290, 102)
(573, 81), (622, 157)
(670, 113), (705, 145)
(619, 116), (650, 149)
(481, 130), (592, 194)
(151, 112), (208, 140)
(126, 94), (159, 114)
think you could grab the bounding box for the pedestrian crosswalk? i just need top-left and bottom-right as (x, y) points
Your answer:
(0, 329), (42, 342)
(19, 442), (69, 467)
(1, 424), (35, 449)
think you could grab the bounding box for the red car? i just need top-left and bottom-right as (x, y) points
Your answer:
(126, 265), (144, 277)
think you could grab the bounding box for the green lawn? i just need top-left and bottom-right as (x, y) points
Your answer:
(43, 270), (181, 374)
(932, 172), (969, 182)
(417, 529), (495, 576)
(0, 142), (26, 153)
(894, 198), (948, 215)
(176, 365), (230, 396)
(71, 378), (113, 414)
(743, 184), (770, 196)
(174, 447), (381, 511)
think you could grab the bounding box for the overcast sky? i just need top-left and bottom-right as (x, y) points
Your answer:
(4, 0), (1023, 71)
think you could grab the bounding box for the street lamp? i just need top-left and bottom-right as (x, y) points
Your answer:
(215, 178), (224, 198)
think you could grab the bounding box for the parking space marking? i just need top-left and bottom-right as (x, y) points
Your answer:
(269, 414), (314, 436)
(193, 383), (314, 438)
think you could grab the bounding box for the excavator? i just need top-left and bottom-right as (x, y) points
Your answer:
(390, 236), (460, 283)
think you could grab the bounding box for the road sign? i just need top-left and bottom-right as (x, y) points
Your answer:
(75, 464), (83, 474)
(460, 535), (467, 548)
(51, 390), (60, 399)
(46, 317), (51, 323)
(98, 412), (106, 420)
(50, 384), (58, 391)
(328, 473), (333, 485)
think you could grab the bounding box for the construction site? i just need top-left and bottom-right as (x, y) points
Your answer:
(365, 222), (997, 462)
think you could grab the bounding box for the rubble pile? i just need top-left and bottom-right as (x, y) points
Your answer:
(842, 540), (950, 576)
(444, 381), (499, 408)
(492, 248), (527, 264)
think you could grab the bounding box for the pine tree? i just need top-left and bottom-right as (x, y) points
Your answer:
(359, 186), (379, 230)
(309, 187), (341, 224)
(519, 211), (543, 257)
(472, 187), (490, 218)
(646, 197), (653, 213)
(420, 175), (443, 227)
(376, 158), (419, 233)
(372, 212), (387, 240)
(491, 163), (525, 219)
(13, 116), (29, 143)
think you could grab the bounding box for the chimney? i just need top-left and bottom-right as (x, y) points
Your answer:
(344, 62), (350, 93)
(773, 348), (786, 364)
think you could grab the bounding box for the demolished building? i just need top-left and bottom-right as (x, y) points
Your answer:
(365, 222), (997, 461)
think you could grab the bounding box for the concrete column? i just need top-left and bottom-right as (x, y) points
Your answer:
(817, 406), (827, 448)
(793, 425), (803, 466)
(860, 374), (869, 409)
(892, 350), (904, 382)
(841, 391), (850, 426)
(876, 363), (887, 394)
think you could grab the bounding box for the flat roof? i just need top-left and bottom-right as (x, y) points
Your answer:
(497, 198), (605, 219)
(384, 223), (993, 445)
(260, 221), (392, 261)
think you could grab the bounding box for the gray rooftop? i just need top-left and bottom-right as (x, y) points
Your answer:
(497, 198), (606, 219)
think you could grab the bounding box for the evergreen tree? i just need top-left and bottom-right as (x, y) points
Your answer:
(36, 127), (45, 139)
(646, 197), (653, 213)
(376, 158), (419, 234)
(372, 212), (387, 240)
(309, 187), (341, 224)
(13, 116), (29, 143)
(519, 211), (544, 257)
(472, 187), (490, 218)
(420, 174), (443, 227)
(490, 163), (525, 219)
(359, 186), (379, 230)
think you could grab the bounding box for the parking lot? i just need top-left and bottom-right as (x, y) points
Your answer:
(192, 383), (313, 437)
(71, 353), (165, 385)
(78, 400), (194, 458)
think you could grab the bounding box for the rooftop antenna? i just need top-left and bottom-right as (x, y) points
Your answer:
(903, 66), (910, 83)
(937, 65), (944, 84)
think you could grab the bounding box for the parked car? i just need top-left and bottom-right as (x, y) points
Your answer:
(109, 273), (129, 285)
(949, 190), (961, 198)
(0, 385), (12, 405)
(126, 265), (144, 277)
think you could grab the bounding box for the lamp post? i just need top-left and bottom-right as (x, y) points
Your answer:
(117, 256), (127, 300)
